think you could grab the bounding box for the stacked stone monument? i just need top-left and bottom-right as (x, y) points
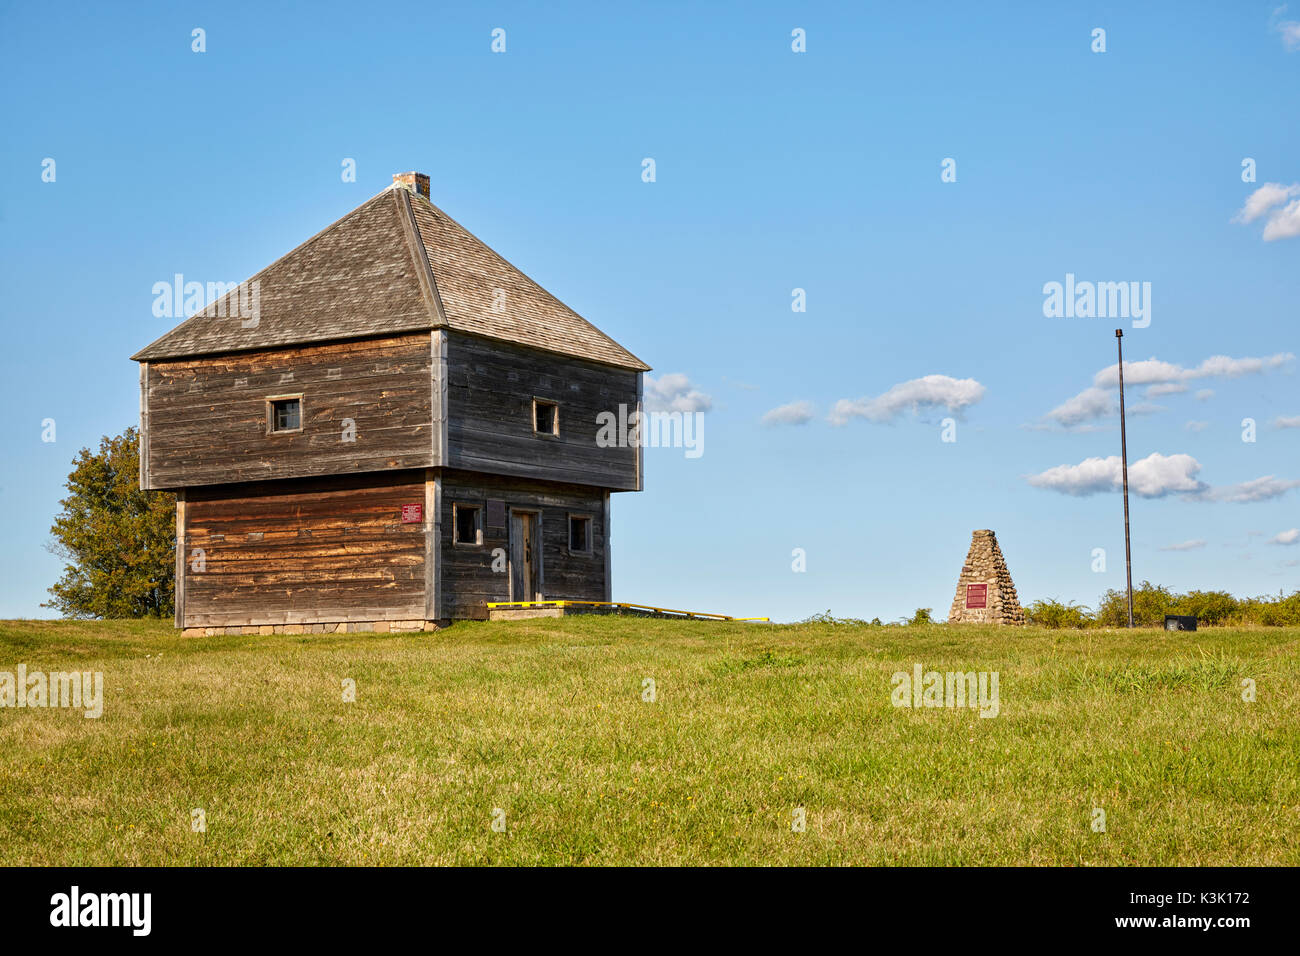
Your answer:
(947, 529), (1025, 625)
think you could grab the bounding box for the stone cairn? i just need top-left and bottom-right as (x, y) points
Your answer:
(947, 529), (1025, 625)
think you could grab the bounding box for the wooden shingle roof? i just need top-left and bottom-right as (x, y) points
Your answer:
(131, 185), (649, 371)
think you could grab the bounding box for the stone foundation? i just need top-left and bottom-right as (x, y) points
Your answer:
(488, 607), (565, 621)
(181, 620), (447, 637)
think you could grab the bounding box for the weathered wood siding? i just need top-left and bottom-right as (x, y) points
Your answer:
(445, 332), (640, 490)
(144, 334), (434, 489)
(438, 469), (607, 620)
(181, 471), (427, 627)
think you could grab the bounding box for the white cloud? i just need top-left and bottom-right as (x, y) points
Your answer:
(1185, 420), (1209, 432)
(1026, 452), (1206, 498)
(1233, 182), (1299, 223)
(1043, 353), (1293, 427)
(1234, 183), (1300, 240)
(1270, 528), (1300, 545)
(1026, 453), (1300, 503)
(644, 373), (712, 414)
(1159, 539), (1207, 552)
(829, 374), (985, 425)
(1129, 454), (1210, 498)
(1276, 415), (1300, 429)
(1273, 6), (1300, 50)
(1263, 199), (1300, 240)
(1204, 476), (1300, 503)
(1129, 402), (1167, 417)
(1193, 353), (1294, 378)
(761, 400), (815, 426)
(1045, 387), (1115, 426)
(1092, 358), (1185, 388)
(1092, 353), (1293, 388)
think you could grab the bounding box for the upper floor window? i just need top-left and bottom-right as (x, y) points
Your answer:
(267, 396), (302, 434)
(533, 398), (559, 437)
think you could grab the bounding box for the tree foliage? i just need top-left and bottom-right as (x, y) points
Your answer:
(44, 427), (175, 619)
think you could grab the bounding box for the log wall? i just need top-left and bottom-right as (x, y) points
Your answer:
(180, 471), (428, 627)
(444, 332), (641, 491)
(438, 469), (608, 620)
(144, 334), (434, 488)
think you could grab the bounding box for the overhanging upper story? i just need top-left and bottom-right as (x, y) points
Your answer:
(132, 175), (648, 493)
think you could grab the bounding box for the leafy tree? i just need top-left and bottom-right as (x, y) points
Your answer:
(44, 427), (175, 618)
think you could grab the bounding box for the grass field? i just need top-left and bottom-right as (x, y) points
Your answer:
(1, 617), (1297, 866)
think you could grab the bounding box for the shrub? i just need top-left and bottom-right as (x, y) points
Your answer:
(1025, 598), (1093, 629)
(1170, 590), (1238, 626)
(808, 587), (1300, 629)
(1095, 581), (1175, 627)
(1239, 591), (1300, 626)
(799, 610), (873, 626)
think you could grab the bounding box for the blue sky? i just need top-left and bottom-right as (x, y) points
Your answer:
(1, 1), (1297, 622)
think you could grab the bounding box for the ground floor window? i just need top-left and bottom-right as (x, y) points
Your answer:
(568, 514), (591, 554)
(453, 503), (482, 546)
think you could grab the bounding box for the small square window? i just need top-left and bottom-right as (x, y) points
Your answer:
(454, 504), (482, 546)
(268, 397), (302, 433)
(533, 399), (558, 437)
(568, 515), (591, 554)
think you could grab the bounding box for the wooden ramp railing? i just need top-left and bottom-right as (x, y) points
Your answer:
(486, 600), (769, 621)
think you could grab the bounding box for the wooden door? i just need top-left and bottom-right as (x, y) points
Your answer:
(510, 511), (540, 601)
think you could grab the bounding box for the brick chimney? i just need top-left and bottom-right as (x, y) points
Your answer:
(392, 171), (430, 198)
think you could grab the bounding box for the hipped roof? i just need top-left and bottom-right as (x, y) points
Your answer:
(131, 186), (649, 371)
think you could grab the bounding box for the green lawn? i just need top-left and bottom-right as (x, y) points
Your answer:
(1, 617), (1296, 865)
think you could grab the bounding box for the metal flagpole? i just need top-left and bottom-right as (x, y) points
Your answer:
(1116, 329), (1134, 628)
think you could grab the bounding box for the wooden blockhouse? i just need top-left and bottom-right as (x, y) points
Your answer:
(132, 173), (649, 633)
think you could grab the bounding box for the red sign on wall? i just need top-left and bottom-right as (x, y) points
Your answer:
(400, 503), (423, 524)
(966, 584), (987, 609)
